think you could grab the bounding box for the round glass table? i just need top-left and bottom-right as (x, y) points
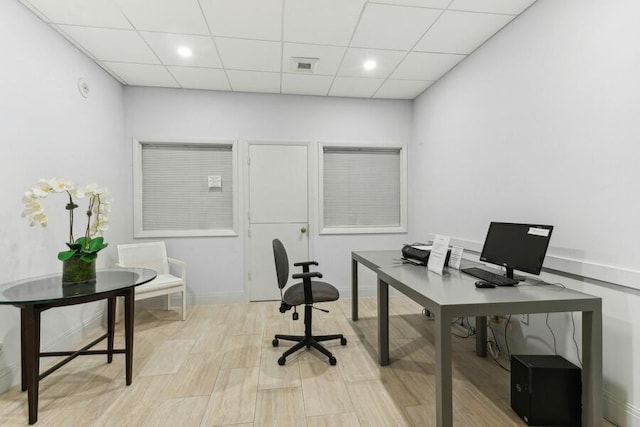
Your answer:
(0, 268), (156, 424)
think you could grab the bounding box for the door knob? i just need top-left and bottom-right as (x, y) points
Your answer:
(300, 227), (307, 233)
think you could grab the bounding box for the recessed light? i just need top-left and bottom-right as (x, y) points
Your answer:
(177, 46), (193, 58)
(363, 60), (377, 71)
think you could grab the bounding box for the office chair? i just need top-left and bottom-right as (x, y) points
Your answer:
(271, 239), (346, 365)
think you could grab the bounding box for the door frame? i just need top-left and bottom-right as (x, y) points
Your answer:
(242, 140), (317, 298)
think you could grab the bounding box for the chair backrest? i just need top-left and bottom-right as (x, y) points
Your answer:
(117, 241), (170, 275)
(272, 239), (289, 290)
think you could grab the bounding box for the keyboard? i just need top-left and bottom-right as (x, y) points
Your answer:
(461, 267), (519, 286)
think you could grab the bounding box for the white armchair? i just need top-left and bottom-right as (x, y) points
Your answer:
(116, 241), (186, 321)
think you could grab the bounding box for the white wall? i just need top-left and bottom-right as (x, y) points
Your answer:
(0, 1), (126, 392)
(123, 88), (412, 301)
(411, 0), (640, 424)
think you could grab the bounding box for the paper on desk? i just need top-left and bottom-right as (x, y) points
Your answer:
(448, 246), (464, 270)
(427, 234), (450, 275)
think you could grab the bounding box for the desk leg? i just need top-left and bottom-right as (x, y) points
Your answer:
(475, 316), (487, 357)
(582, 307), (603, 426)
(377, 277), (389, 365)
(23, 305), (41, 425)
(124, 288), (135, 385)
(435, 310), (453, 427)
(107, 297), (115, 363)
(352, 258), (359, 321)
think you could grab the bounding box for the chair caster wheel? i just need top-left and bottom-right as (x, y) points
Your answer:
(278, 357), (286, 366)
(292, 312), (299, 321)
(272, 339), (279, 347)
(340, 337), (347, 345)
(329, 356), (337, 366)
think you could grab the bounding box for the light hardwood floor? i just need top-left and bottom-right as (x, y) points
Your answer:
(0, 296), (614, 426)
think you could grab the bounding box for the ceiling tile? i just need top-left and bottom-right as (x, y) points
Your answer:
(23, 0), (132, 28)
(370, 0), (451, 8)
(329, 77), (384, 98)
(373, 79), (433, 99)
(351, 3), (441, 51)
(282, 43), (346, 75)
(200, 0), (282, 41)
(113, 0), (209, 35)
(101, 62), (179, 87)
(281, 74), (333, 96)
(414, 10), (514, 54)
(391, 52), (465, 80)
(338, 48), (406, 79)
(167, 67), (230, 91)
(226, 70), (281, 94)
(141, 32), (221, 68)
(57, 25), (159, 63)
(215, 38), (281, 72)
(283, 0), (366, 46)
(449, 0), (537, 15)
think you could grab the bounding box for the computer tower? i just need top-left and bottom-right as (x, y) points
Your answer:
(510, 354), (582, 426)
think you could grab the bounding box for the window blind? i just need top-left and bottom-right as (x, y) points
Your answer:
(141, 143), (233, 231)
(323, 147), (401, 228)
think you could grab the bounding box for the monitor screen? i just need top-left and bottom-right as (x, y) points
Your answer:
(480, 222), (554, 278)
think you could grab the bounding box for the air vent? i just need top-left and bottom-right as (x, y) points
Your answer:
(291, 57), (319, 73)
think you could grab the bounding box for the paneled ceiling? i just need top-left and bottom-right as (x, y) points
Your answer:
(19, 0), (537, 99)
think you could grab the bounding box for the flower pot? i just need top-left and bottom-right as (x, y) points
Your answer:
(62, 256), (96, 285)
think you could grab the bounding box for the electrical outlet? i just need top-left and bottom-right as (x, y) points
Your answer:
(520, 314), (529, 325)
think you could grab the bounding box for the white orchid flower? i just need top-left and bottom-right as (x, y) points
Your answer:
(70, 187), (85, 198)
(84, 183), (101, 195)
(23, 178), (110, 251)
(31, 180), (52, 197)
(48, 178), (75, 193)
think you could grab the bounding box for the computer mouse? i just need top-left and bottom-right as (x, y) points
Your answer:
(475, 280), (496, 288)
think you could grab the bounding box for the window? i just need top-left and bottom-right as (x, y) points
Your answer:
(319, 143), (407, 234)
(133, 139), (238, 237)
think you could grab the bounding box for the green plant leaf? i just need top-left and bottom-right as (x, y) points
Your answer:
(66, 242), (82, 251)
(58, 250), (78, 261)
(80, 253), (98, 262)
(88, 237), (104, 251)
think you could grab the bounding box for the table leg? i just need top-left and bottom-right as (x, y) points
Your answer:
(377, 277), (389, 365)
(582, 306), (603, 426)
(435, 310), (453, 427)
(475, 316), (487, 357)
(20, 308), (26, 392)
(124, 288), (135, 385)
(23, 305), (41, 425)
(351, 258), (359, 321)
(107, 297), (115, 363)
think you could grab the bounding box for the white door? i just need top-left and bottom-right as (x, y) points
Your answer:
(247, 144), (309, 301)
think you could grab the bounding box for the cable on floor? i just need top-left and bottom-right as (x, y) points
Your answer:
(570, 312), (582, 366)
(545, 313), (558, 354)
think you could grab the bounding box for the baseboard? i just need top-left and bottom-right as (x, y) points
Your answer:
(190, 292), (247, 305)
(0, 311), (104, 394)
(604, 389), (640, 426)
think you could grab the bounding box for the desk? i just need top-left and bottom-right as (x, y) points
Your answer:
(351, 250), (488, 357)
(0, 268), (156, 424)
(352, 250), (602, 427)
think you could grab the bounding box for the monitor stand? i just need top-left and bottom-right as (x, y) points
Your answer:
(505, 267), (525, 282)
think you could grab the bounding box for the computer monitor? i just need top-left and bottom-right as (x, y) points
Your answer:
(480, 222), (554, 279)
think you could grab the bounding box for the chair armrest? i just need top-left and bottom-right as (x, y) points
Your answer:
(293, 261), (319, 267)
(292, 271), (323, 280)
(114, 263), (124, 268)
(167, 257), (186, 281)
